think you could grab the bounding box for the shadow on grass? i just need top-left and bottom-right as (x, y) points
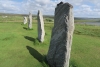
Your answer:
(26, 46), (49, 67)
(24, 36), (42, 45)
(69, 60), (78, 67)
(23, 27), (33, 30)
(24, 36), (35, 42)
(23, 27), (27, 30)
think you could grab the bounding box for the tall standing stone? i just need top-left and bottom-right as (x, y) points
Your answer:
(23, 17), (27, 24)
(37, 10), (45, 42)
(28, 12), (32, 29)
(47, 2), (74, 67)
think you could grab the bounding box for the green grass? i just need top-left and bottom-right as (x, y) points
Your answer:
(0, 21), (100, 67)
(74, 24), (100, 37)
(70, 34), (100, 67)
(0, 16), (23, 22)
(0, 22), (51, 67)
(74, 19), (98, 23)
(70, 24), (100, 67)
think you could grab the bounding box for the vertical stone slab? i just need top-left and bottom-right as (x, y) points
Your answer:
(37, 10), (45, 42)
(28, 12), (32, 29)
(23, 17), (27, 24)
(47, 2), (74, 67)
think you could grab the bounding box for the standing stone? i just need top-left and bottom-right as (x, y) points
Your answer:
(28, 12), (32, 29)
(23, 17), (27, 24)
(47, 2), (74, 67)
(37, 10), (45, 42)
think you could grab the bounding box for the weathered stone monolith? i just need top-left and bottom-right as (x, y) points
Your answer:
(37, 10), (45, 42)
(47, 2), (74, 67)
(23, 17), (27, 24)
(28, 12), (32, 29)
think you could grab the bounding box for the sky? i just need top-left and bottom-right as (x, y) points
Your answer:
(0, 0), (100, 18)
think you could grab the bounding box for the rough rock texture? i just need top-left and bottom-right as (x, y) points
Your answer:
(47, 2), (74, 67)
(28, 12), (32, 29)
(23, 17), (27, 24)
(37, 10), (45, 42)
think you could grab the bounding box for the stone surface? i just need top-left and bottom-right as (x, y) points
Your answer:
(28, 12), (32, 29)
(47, 2), (74, 67)
(37, 10), (45, 42)
(23, 17), (27, 24)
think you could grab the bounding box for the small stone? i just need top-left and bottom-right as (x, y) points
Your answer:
(37, 10), (45, 42)
(28, 12), (32, 29)
(23, 17), (27, 24)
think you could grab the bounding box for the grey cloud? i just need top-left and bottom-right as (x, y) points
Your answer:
(0, 0), (100, 17)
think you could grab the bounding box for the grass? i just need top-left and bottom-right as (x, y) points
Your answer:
(0, 16), (23, 22)
(74, 19), (98, 23)
(0, 22), (52, 67)
(70, 24), (100, 67)
(70, 34), (100, 67)
(0, 16), (100, 67)
(74, 24), (100, 37)
(74, 18), (100, 23)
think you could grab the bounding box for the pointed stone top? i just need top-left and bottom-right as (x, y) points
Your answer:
(29, 12), (32, 15)
(57, 1), (64, 6)
(38, 10), (40, 12)
(57, 1), (73, 8)
(38, 10), (42, 15)
(38, 10), (40, 14)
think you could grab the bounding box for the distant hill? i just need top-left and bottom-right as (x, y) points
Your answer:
(0, 13), (100, 21)
(0, 13), (28, 16)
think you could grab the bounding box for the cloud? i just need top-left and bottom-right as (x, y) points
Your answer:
(34, 0), (50, 5)
(21, 0), (57, 15)
(0, 0), (20, 13)
(65, 0), (83, 5)
(0, 0), (100, 17)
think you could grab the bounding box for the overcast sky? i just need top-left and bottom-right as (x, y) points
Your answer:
(0, 0), (100, 18)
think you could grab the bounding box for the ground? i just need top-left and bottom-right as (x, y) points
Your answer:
(0, 15), (100, 67)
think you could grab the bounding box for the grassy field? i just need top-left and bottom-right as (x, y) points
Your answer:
(71, 24), (100, 67)
(1, 14), (100, 23)
(74, 19), (99, 23)
(0, 15), (100, 67)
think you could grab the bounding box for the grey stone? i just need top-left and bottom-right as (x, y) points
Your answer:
(28, 12), (32, 29)
(23, 17), (27, 24)
(37, 10), (45, 42)
(47, 2), (74, 67)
